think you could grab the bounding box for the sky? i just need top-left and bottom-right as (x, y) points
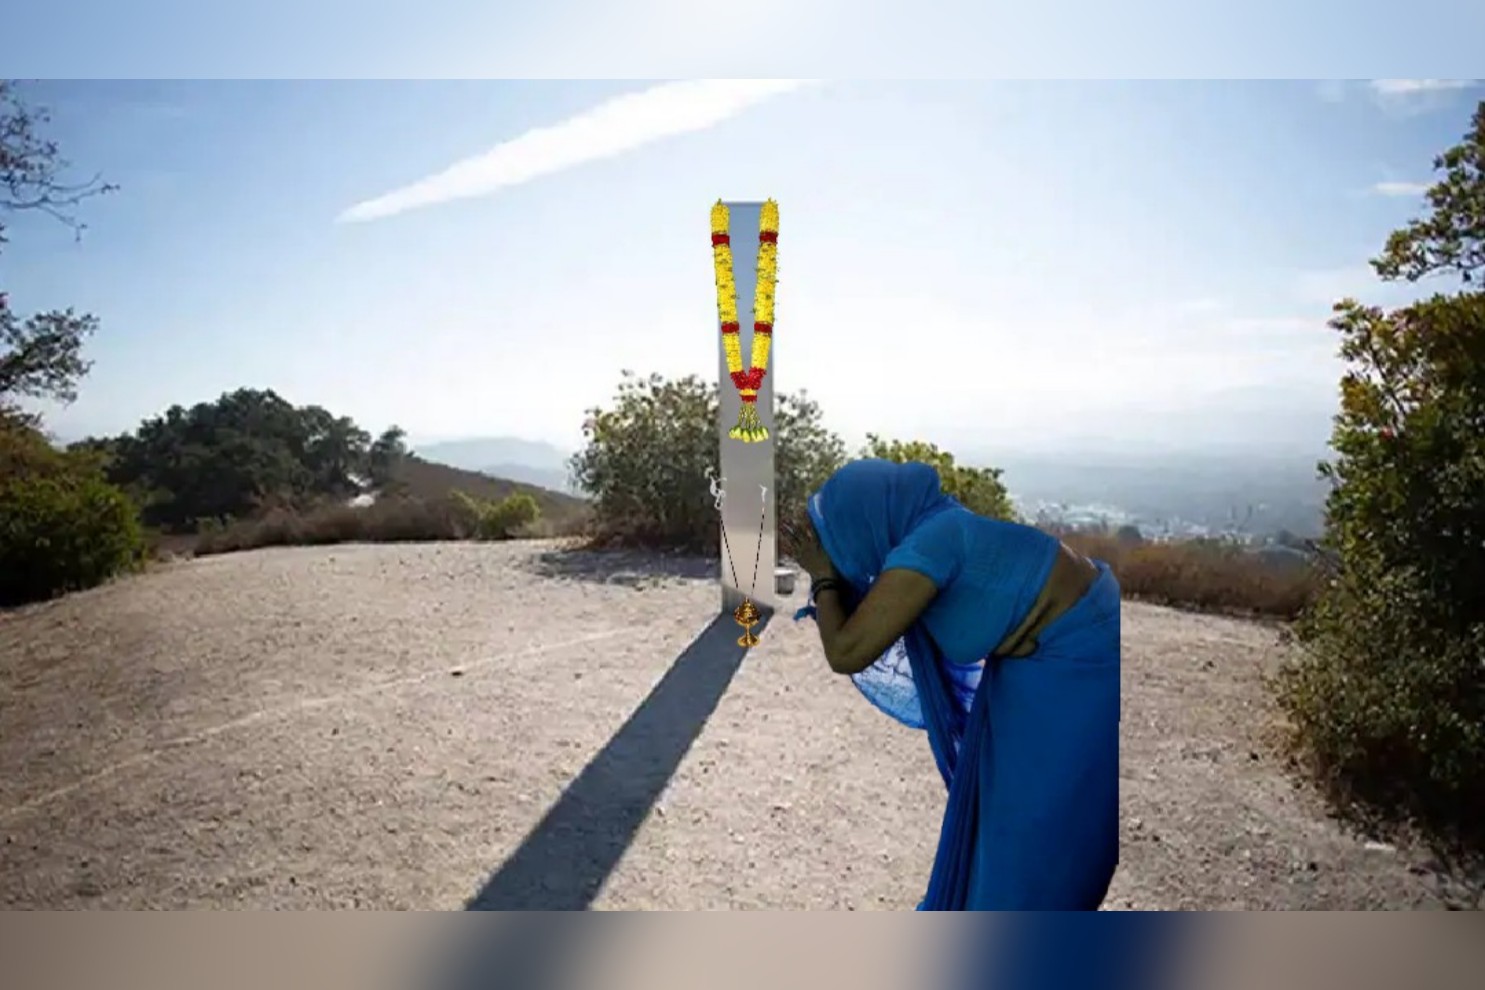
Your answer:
(4, 79), (1481, 460)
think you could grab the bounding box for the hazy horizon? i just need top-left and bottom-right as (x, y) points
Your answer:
(10, 79), (1478, 459)
(407, 430), (1336, 538)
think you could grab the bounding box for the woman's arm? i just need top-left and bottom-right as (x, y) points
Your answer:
(812, 568), (938, 675)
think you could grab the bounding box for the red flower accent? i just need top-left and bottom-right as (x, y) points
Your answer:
(729, 368), (766, 391)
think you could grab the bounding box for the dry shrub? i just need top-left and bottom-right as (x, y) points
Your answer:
(190, 489), (593, 557)
(1060, 529), (1320, 620)
(512, 511), (592, 540)
(194, 496), (476, 556)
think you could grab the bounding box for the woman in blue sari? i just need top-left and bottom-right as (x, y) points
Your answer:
(782, 459), (1120, 911)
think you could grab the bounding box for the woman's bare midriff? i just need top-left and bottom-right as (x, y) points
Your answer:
(992, 541), (1100, 658)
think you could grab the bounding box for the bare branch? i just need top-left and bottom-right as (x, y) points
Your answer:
(0, 80), (118, 247)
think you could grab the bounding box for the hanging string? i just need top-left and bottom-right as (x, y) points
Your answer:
(719, 517), (742, 590)
(749, 487), (767, 598)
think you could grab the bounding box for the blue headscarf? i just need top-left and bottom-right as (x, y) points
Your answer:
(804, 459), (958, 593)
(796, 460), (1122, 912)
(798, 459), (982, 908)
(801, 458), (979, 731)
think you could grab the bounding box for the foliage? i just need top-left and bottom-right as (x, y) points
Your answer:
(450, 489), (541, 541)
(1374, 102), (1485, 284)
(368, 425), (409, 491)
(100, 388), (395, 530)
(861, 434), (1016, 521)
(1275, 101), (1485, 871)
(775, 388), (848, 519)
(0, 417), (144, 604)
(570, 371), (845, 552)
(1, 80), (116, 419)
(0, 80), (117, 243)
(569, 372), (715, 550)
(0, 82), (139, 606)
(0, 298), (98, 410)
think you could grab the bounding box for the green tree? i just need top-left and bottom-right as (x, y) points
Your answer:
(300, 405), (371, 496)
(109, 390), (310, 526)
(103, 389), (397, 530)
(0, 81), (140, 604)
(368, 425), (409, 490)
(862, 434), (1016, 520)
(1276, 101), (1485, 881)
(1374, 102), (1485, 284)
(0, 81), (116, 422)
(570, 371), (846, 552)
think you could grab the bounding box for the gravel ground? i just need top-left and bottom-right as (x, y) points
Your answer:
(0, 541), (1458, 910)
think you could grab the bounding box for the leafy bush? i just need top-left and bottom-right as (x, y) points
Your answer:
(451, 490), (541, 541)
(0, 421), (144, 604)
(487, 493), (540, 538)
(862, 434), (1015, 520)
(1278, 567), (1485, 867)
(1274, 102), (1485, 870)
(570, 371), (845, 552)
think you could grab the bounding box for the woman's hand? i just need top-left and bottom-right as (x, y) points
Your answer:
(781, 515), (837, 581)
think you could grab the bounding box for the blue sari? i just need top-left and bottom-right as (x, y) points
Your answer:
(796, 460), (1120, 910)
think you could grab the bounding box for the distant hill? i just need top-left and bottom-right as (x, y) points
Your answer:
(415, 437), (580, 496)
(393, 455), (589, 530)
(477, 462), (576, 496)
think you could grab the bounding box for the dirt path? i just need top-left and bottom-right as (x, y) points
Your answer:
(0, 542), (1452, 909)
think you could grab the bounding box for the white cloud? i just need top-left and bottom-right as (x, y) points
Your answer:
(1371, 180), (1430, 197)
(337, 79), (815, 223)
(1369, 79), (1474, 96)
(1315, 80), (1477, 110)
(1365, 79), (1478, 115)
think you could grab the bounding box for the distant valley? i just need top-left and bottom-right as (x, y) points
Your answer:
(985, 449), (1332, 539)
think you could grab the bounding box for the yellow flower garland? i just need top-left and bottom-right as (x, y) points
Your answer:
(752, 199), (778, 379)
(710, 199), (779, 442)
(710, 201), (743, 377)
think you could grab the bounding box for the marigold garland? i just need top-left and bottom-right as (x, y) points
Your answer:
(710, 198), (779, 442)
